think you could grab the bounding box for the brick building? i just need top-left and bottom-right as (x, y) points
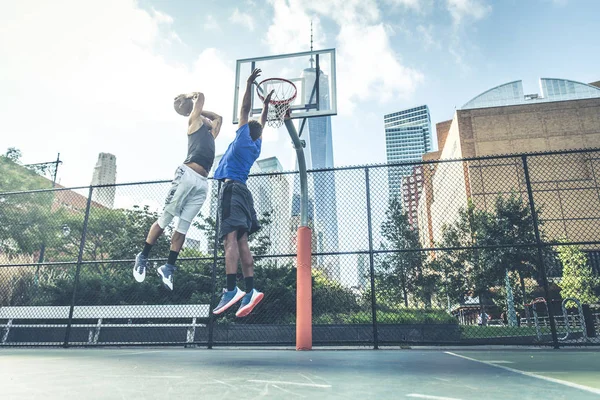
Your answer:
(418, 79), (600, 258)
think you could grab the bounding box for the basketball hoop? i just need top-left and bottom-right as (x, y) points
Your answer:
(256, 78), (297, 128)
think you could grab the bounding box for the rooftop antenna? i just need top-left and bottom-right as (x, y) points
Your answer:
(309, 20), (314, 68)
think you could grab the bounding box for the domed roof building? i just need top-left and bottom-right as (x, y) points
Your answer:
(460, 78), (600, 110)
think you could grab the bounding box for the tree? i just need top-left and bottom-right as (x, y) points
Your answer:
(434, 201), (503, 323)
(0, 153), (57, 256)
(558, 245), (600, 306)
(477, 194), (542, 325)
(379, 197), (424, 308)
(5, 147), (22, 163)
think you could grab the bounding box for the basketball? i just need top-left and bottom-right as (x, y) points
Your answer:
(174, 94), (193, 117)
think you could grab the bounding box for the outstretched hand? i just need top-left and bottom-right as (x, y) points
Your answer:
(263, 89), (275, 105)
(247, 68), (262, 85)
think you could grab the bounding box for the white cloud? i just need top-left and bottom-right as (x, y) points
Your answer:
(0, 0), (235, 187)
(151, 7), (174, 25)
(416, 24), (437, 49)
(203, 14), (220, 32)
(384, 0), (432, 12)
(446, 0), (492, 25)
(229, 8), (255, 31)
(264, 0), (424, 115)
(265, 0), (326, 54)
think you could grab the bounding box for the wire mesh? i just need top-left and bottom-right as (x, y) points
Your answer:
(1, 149), (599, 347)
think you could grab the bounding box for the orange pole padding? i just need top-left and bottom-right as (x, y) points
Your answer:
(296, 226), (312, 351)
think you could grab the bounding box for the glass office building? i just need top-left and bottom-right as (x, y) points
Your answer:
(384, 105), (433, 199)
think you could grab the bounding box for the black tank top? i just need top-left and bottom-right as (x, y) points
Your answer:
(184, 123), (215, 173)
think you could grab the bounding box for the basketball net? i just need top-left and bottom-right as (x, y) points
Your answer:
(257, 78), (297, 129)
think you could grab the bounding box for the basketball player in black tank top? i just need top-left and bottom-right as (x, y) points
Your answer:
(133, 92), (222, 290)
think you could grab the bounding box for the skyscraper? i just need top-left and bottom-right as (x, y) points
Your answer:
(90, 152), (117, 208)
(248, 157), (292, 256)
(207, 154), (224, 219)
(384, 105), (433, 201)
(292, 64), (340, 281)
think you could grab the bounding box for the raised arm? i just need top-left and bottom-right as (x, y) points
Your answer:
(239, 68), (262, 127)
(188, 92), (205, 126)
(260, 90), (275, 127)
(201, 110), (223, 139)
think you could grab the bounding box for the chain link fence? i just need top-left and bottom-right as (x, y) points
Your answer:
(1, 149), (599, 347)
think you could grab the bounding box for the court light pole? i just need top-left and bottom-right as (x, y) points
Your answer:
(284, 116), (312, 351)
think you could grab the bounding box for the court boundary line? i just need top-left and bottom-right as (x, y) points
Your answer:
(445, 351), (600, 396)
(247, 380), (331, 388)
(406, 394), (462, 400)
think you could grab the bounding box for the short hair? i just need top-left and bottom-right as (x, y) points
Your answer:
(248, 120), (263, 141)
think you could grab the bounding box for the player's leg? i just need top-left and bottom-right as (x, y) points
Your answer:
(235, 232), (264, 318)
(157, 171), (207, 290)
(213, 230), (246, 314)
(133, 166), (186, 282)
(156, 227), (186, 291)
(213, 182), (247, 314)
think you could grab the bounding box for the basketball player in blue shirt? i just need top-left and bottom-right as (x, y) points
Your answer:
(212, 68), (274, 317)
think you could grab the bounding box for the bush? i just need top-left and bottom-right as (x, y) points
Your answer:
(314, 309), (457, 325)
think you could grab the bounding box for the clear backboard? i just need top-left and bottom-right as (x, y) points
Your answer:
(232, 48), (337, 124)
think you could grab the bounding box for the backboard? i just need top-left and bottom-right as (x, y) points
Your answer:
(232, 48), (337, 124)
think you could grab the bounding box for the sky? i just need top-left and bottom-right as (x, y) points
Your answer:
(1, 0), (599, 187)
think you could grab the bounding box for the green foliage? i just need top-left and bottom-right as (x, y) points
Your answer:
(45, 205), (171, 262)
(558, 245), (600, 306)
(435, 201), (492, 303)
(4, 148), (22, 163)
(434, 194), (548, 309)
(378, 196), (425, 307)
(314, 309), (456, 325)
(0, 150), (53, 191)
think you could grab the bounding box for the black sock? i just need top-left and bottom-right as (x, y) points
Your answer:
(245, 276), (254, 292)
(142, 242), (153, 258)
(167, 250), (179, 266)
(227, 274), (237, 292)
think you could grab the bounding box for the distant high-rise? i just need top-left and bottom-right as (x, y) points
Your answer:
(208, 154), (224, 219)
(292, 65), (340, 281)
(91, 153), (117, 208)
(384, 105), (433, 200)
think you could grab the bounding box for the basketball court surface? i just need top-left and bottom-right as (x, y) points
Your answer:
(2, 348), (600, 399)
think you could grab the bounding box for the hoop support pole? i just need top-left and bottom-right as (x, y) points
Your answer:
(284, 117), (312, 350)
(296, 226), (312, 350)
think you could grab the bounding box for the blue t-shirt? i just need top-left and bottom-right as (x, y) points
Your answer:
(213, 124), (262, 184)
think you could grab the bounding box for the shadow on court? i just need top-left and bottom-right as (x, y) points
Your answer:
(1, 348), (599, 399)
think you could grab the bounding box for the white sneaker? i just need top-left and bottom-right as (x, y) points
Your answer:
(133, 253), (148, 283)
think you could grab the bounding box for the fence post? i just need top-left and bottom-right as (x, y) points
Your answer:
(365, 167), (379, 349)
(521, 155), (559, 349)
(207, 180), (222, 349)
(63, 186), (93, 348)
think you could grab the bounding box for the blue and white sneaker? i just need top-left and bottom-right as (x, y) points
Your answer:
(133, 252), (149, 283)
(157, 264), (176, 290)
(236, 289), (264, 318)
(213, 287), (246, 315)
